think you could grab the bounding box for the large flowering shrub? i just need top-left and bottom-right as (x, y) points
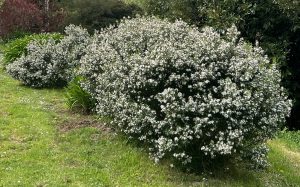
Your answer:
(79, 17), (292, 167)
(7, 25), (90, 88)
(80, 18), (291, 167)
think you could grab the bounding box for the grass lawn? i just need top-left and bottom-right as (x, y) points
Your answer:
(0, 61), (300, 186)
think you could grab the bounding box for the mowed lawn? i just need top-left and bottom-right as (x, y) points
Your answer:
(0, 65), (300, 186)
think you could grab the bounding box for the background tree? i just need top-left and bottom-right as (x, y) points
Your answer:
(0, 0), (43, 39)
(0, 0), (64, 40)
(61, 0), (141, 33)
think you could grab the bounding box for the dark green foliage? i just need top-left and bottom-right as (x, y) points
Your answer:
(235, 0), (300, 130)
(285, 29), (300, 129)
(1, 30), (32, 43)
(62, 0), (141, 32)
(279, 1), (300, 130)
(137, 0), (250, 28)
(2, 33), (63, 66)
(65, 77), (96, 114)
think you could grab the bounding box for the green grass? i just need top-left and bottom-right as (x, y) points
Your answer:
(0, 64), (300, 186)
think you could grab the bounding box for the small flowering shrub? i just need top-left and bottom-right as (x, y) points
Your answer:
(79, 17), (292, 167)
(7, 39), (68, 87)
(3, 33), (62, 66)
(7, 25), (90, 88)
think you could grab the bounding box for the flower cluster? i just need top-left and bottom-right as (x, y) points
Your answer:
(7, 25), (90, 88)
(79, 17), (292, 165)
(242, 143), (270, 169)
(58, 25), (91, 70)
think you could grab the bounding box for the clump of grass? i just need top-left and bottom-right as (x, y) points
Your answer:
(65, 77), (96, 114)
(278, 129), (300, 150)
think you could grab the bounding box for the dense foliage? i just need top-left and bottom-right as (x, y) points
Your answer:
(6, 25), (90, 88)
(7, 39), (68, 87)
(0, 0), (43, 39)
(79, 17), (292, 167)
(132, 0), (300, 130)
(62, 0), (141, 32)
(2, 33), (62, 66)
(0, 0), (64, 40)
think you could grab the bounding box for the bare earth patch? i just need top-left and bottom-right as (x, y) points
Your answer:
(58, 116), (111, 133)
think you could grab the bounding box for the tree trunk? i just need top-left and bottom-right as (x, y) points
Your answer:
(44, 0), (50, 32)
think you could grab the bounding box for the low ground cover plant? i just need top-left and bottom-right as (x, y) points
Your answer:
(79, 17), (292, 168)
(65, 77), (96, 113)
